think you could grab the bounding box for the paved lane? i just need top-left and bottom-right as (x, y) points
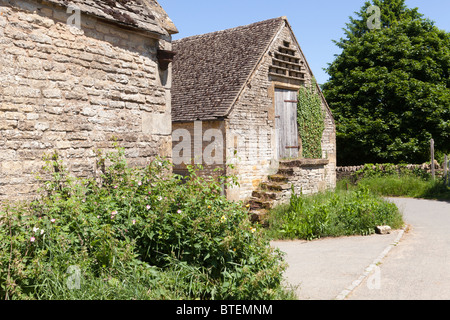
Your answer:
(348, 198), (450, 300)
(272, 230), (403, 300)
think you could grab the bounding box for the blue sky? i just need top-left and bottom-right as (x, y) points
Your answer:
(158, 0), (450, 85)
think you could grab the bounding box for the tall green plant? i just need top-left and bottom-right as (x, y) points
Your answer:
(0, 146), (293, 300)
(297, 79), (325, 159)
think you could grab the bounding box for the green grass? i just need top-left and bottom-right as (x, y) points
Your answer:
(338, 175), (450, 201)
(265, 188), (404, 241)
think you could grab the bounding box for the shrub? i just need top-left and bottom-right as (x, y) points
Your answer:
(0, 146), (293, 300)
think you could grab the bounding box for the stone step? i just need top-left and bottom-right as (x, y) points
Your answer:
(261, 182), (291, 192)
(268, 174), (289, 183)
(248, 197), (275, 210)
(250, 209), (269, 225)
(280, 159), (329, 168)
(252, 190), (281, 201)
(277, 167), (295, 176)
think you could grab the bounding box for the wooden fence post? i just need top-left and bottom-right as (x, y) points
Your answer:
(430, 139), (435, 180)
(447, 155), (450, 187)
(445, 155), (448, 186)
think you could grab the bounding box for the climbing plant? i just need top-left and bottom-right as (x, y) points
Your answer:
(297, 79), (325, 159)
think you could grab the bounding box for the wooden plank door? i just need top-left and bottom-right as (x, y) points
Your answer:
(275, 88), (299, 159)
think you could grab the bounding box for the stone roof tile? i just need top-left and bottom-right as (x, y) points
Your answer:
(172, 17), (284, 122)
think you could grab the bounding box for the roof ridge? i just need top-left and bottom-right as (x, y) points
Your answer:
(174, 16), (285, 43)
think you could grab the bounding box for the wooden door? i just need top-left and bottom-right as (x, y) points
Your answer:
(275, 88), (299, 159)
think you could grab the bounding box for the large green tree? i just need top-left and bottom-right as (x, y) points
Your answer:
(323, 0), (450, 165)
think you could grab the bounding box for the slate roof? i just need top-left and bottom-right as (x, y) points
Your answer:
(172, 17), (285, 122)
(47, 0), (177, 36)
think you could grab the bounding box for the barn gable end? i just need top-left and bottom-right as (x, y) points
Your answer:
(172, 17), (336, 205)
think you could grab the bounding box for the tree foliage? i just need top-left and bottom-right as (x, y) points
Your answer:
(323, 0), (450, 165)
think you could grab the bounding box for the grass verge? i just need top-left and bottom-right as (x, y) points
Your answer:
(338, 176), (450, 201)
(265, 188), (404, 241)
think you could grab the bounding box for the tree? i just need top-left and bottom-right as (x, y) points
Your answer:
(323, 0), (450, 165)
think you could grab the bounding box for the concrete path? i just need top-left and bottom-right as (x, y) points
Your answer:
(271, 198), (450, 300)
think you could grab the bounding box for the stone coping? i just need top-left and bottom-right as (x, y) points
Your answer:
(280, 159), (330, 168)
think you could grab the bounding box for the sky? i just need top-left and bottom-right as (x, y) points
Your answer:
(158, 0), (450, 85)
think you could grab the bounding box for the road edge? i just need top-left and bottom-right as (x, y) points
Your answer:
(334, 224), (408, 300)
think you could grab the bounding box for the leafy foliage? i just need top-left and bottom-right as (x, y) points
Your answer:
(340, 163), (450, 200)
(323, 0), (450, 165)
(297, 79), (325, 159)
(0, 146), (293, 300)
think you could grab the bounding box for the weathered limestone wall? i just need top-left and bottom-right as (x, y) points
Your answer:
(172, 120), (226, 177)
(336, 163), (442, 181)
(0, 0), (172, 200)
(321, 101), (337, 191)
(272, 160), (332, 207)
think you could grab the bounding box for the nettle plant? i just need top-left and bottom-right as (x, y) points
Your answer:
(297, 79), (325, 159)
(0, 145), (290, 300)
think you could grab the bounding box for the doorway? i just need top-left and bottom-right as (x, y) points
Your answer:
(275, 88), (299, 159)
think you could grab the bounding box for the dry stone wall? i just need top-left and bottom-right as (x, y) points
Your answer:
(0, 0), (173, 200)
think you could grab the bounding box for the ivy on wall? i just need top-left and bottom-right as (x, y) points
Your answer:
(297, 79), (325, 159)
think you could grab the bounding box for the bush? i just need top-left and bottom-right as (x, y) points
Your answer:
(0, 146), (294, 300)
(266, 188), (404, 241)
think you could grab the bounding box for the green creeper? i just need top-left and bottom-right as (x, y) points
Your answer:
(297, 79), (325, 159)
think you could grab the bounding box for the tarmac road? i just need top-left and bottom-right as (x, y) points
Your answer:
(272, 197), (450, 300)
(348, 198), (450, 300)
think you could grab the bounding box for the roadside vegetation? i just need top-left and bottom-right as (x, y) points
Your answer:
(2, 146), (447, 300)
(0, 146), (296, 300)
(340, 164), (450, 201)
(265, 162), (449, 242)
(265, 187), (404, 241)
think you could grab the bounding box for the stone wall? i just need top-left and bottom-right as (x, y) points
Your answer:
(0, 0), (173, 200)
(272, 160), (332, 206)
(336, 163), (443, 181)
(225, 24), (281, 201)
(172, 120), (226, 177)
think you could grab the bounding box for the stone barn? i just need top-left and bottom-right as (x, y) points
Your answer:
(0, 0), (177, 200)
(171, 17), (336, 212)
